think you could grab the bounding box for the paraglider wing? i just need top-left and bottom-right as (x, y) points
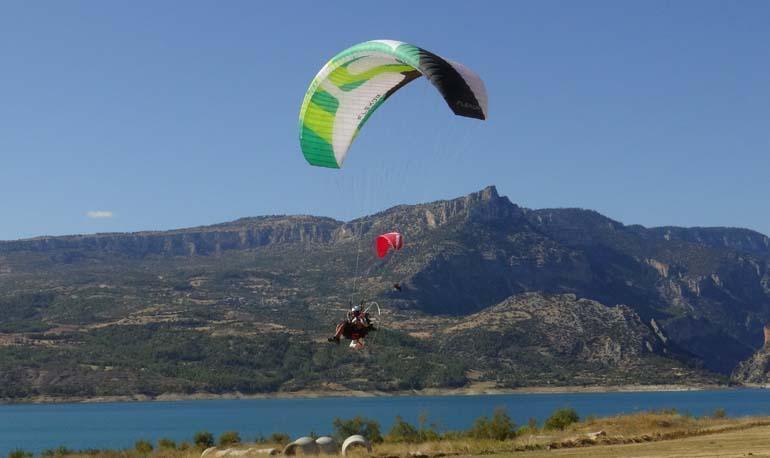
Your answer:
(299, 40), (488, 168)
(376, 232), (403, 258)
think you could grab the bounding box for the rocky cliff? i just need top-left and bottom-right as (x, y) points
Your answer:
(731, 325), (770, 384)
(438, 293), (710, 386)
(0, 215), (340, 259)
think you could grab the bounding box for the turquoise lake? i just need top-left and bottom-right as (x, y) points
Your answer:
(3, 389), (770, 453)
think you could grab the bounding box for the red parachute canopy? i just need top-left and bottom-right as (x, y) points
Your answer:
(375, 232), (403, 258)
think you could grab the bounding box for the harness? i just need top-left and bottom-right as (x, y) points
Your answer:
(343, 312), (370, 340)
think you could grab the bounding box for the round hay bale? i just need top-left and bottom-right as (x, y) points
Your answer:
(283, 436), (320, 456)
(315, 436), (338, 454)
(341, 435), (372, 457)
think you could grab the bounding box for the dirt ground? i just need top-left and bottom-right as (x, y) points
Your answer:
(514, 423), (770, 458)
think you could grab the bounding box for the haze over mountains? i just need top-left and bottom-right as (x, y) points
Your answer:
(1, 186), (769, 400)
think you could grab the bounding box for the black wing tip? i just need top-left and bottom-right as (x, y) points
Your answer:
(452, 103), (487, 120)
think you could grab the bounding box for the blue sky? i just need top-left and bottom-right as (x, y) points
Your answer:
(1, 1), (768, 240)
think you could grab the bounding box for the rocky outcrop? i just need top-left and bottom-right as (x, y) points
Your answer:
(444, 293), (662, 362)
(439, 293), (712, 385)
(649, 227), (770, 256)
(340, 185), (525, 239)
(732, 348), (770, 384)
(731, 325), (770, 384)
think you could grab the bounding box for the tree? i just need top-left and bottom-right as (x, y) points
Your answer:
(544, 408), (579, 431)
(158, 438), (177, 449)
(468, 408), (517, 440)
(387, 416), (420, 442)
(269, 433), (291, 445)
(194, 430), (215, 448)
(135, 440), (153, 454)
(333, 416), (383, 443)
(218, 431), (242, 447)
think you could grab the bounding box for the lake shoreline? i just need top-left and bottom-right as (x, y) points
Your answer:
(1, 383), (752, 405)
(5, 388), (770, 453)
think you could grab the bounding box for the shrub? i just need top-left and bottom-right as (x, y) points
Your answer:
(656, 419), (673, 428)
(469, 417), (488, 438)
(135, 440), (153, 454)
(515, 426), (532, 435)
(387, 416), (420, 442)
(418, 428), (440, 442)
(158, 437), (177, 449)
(194, 430), (215, 448)
(179, 442), (192, 451)
(468, 408), (517, 440)
(333, 416), (383, 443)
(8, 450), (33, 458)
(441, 431), (464, 440)
(218, 431), (241, 447)
(713, 408), (727, 419)
(416, 412), (440, 442)
(517, 418), (540, 436)
(544, 408), (579, 431)
(40, 446), (73, 457)
(269, 432), (291, 445)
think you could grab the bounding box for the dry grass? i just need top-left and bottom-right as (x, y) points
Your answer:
(577, 410), (725, 433)
(372, 413), (770, 457)
(374, 438), (510, 457)
(63, 451), (201, 458)
(518, 423), (770, 457)
(48, 414), (770, 457)
(557, 411), (770, 444)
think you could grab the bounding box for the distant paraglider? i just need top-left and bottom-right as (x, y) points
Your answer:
(375, 232), (403, 258)
(377, 232), (404, 293)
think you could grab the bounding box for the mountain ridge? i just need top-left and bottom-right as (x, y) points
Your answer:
(3, 185), (767, 252)
(1, 185), (769, 399)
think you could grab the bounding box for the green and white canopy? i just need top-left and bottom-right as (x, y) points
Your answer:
(299, 40), (488, 168)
